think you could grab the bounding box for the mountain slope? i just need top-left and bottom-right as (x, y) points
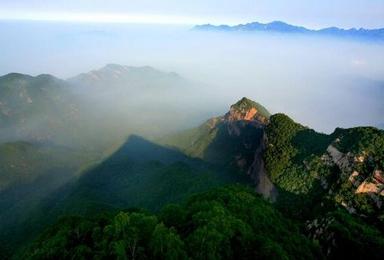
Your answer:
(0, 65), (215, 151)
(160, 97), (269, 169)
(2, 98), (272, 257)
(0, 73), (81, 143)
(0, 141), (94, 191)
(2, 93), (383, 258)
(265, 113), (384, 225)
(0, 141), (97, 258)
(50, 135), (248, 216)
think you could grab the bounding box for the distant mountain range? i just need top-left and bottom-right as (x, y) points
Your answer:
(0, 64), (194, 147)
(194, 21), (384, 41)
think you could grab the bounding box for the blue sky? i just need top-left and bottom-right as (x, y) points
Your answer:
(0, 0), (383, 28)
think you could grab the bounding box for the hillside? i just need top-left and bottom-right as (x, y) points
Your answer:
(160, 97), (269, 169)
(0, 141), (95, 191)
(0, 66), (214, 150)
(264, 113), (384, 257)
(1, 97), (383, 259)
(265, 114), (384, 218)
(0, 141), (98, 258)
(1, 98), (272, 257)
(22, 186), (321, 259)
(0, 134), (250, 257)
(49, 135), (248, 216)
(0, 73), (81, 144)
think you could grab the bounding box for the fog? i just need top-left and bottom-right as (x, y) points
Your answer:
(0, 21), (383, 137)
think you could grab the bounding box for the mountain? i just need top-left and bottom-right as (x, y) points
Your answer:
(55, 98), (272, 216)
(160, 97), (269, 166)
(69, 64), (186, 92)
(1, 98), (271, 257)
(158, 99), (384, 258)
(265, 114), (384, 218)
(2, 94), (384, 259)
(160, 97), (276, 198)
(0, 73), (82, 144)
(194, 21), (384, 41)
(0, 65), (202, 149)
(264, 113), (384, 257)
(0, 133), (250, 257)
(160, 105), (384, 258)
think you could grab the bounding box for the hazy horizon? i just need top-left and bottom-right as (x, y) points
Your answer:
(1, 21), (383, 134)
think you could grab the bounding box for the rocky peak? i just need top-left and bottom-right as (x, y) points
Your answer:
(224, 97), (270, 124)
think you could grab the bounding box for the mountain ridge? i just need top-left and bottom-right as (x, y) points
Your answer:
(68, 64), (184, 89)
(194, 20), (384, 41)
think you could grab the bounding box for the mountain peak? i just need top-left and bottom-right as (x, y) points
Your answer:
(225, 97), (270, 123)
(233, 97), (257, 108)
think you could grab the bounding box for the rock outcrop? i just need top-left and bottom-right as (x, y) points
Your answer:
(326, 144), (384, 210)
(248, 132), (277, 201)
(224, 97), (270, 124)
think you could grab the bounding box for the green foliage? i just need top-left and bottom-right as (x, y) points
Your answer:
(264, 113), (303, 182)
(265, 113), (332, 184)
(150, 224), (187, 260)
(313, 210), (384, 259)
(333, 127), (384, 169)
(23, 185), (321, 259)
(0, 135), (249, 258)
(265, 113), (384, 255)
(263, 114), (339, 219)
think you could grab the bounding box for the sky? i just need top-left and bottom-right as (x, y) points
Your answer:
(0, 0), (384, 28)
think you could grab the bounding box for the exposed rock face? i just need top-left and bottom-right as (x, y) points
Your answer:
(248, 132), (277, 201)
(217, 98), (276, 198)
(225, 107), (258, 121)
(224, 97), (270, 124)
(326, 145), (354, 174)
(356, 181), (381, 194)
(326, 144), (384, 210)
(222, 98), (276, 199)
(348, 171), (360, 184)
(222, 98), (277, 199)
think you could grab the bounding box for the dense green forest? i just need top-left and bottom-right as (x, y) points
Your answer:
(21, 186), (384, 260)
(22, 186), (321, 260)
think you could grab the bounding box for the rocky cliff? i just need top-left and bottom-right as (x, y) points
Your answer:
(160, 97), (277, 199)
